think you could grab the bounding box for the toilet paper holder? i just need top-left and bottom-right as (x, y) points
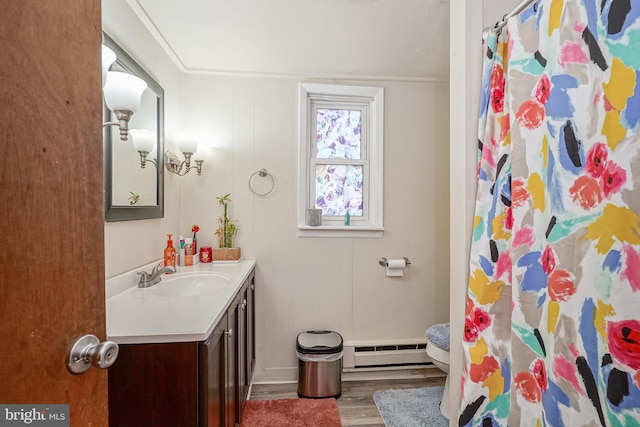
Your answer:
(379, 257), (411, 267)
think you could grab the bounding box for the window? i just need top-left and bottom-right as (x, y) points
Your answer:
(298, 83), (384, 237)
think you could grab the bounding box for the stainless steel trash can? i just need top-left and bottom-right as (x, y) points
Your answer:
(297, 330), (343, 398)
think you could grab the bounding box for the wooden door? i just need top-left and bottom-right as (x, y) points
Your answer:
(0, 2), (108, 425)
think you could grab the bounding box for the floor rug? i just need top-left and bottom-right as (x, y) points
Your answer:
(240, 397), (342, 427)
(373, 386), (447, 427)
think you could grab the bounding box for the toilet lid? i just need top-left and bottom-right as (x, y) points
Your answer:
(426, 322), (450, 352)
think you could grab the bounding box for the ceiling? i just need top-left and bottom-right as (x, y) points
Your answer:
(129, 0), (450, 80)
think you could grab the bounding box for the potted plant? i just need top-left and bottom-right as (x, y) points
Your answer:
(213, 193), (240, 261)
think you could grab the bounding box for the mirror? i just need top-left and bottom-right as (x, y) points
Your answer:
(103, 33), (164, 221)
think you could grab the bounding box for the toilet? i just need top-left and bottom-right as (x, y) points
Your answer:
(426, 322), (450, 418)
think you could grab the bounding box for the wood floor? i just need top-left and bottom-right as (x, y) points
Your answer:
(249, 376), (446, 426)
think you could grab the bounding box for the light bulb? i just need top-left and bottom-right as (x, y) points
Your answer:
(177, 133), (199, 154)
(129, 129), (156, 153)
(103, 71), (147, 113)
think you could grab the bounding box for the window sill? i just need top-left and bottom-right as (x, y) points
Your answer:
(297, 225), (384, 238)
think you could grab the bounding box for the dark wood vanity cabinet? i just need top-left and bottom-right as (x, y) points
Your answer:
(108, 269), (256, 427)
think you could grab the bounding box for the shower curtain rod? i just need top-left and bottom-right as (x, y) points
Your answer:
(483, 0), (537, 36)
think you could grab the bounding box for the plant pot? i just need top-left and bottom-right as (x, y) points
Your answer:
(212, 247), (241, 261)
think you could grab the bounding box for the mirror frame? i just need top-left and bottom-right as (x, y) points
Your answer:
(103, 33), (165, 222)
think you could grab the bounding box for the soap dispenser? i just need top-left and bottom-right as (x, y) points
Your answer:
(164, 234), (176, 267)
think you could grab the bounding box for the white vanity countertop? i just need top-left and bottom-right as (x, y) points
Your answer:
(106, 259), (256, 345)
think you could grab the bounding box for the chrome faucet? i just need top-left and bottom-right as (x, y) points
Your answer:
(137, 264), (177, 288)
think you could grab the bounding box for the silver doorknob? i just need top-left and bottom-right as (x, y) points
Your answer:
(66, 334), (119, 374)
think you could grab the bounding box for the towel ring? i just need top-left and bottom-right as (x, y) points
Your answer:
(248, 168), (275, 196)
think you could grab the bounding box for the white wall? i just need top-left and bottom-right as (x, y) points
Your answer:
(180, 75), (451, 381)
(103, 0), (451, 383)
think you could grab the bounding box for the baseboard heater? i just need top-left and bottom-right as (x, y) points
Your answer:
(342, 341), (432, 370)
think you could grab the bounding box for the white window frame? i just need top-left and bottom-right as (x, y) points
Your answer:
(298, 83), (384, 238)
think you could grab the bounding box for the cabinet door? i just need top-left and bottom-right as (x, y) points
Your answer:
(109, 342), (199, 426)
(226, 292), (242, 427)
(237, 284), (247, 412)
(201, 314), (227, 427)
(242, 271), (256, 404)
(247, 272), (256, 379)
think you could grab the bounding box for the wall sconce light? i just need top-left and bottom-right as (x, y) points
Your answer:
(101, 45), (147, 141)
(129, 129), (157, 169)
(165, 133), (204, 176)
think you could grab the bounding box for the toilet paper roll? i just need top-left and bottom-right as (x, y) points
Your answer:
(386, 259), (407, 269)
(385, 259), (406, 277)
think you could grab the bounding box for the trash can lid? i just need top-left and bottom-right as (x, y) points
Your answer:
(296, 330), (343, 354)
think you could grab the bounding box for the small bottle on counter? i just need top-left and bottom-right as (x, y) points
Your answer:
(163, 234), (176, 267)
(178, 235), (185, 267)
(184, 237), (194, 266)
(185, 237), (194, 255)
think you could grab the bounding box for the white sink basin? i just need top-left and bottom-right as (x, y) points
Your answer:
(146, 272), (233, 297)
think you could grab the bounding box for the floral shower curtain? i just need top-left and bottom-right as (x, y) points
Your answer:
(460, 0), (640, 426)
